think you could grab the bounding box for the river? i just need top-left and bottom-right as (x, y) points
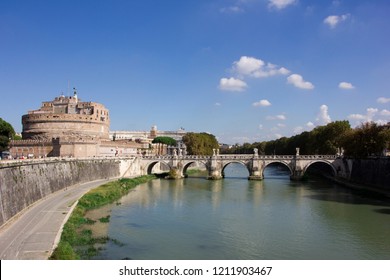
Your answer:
(88, 164), (390, 260)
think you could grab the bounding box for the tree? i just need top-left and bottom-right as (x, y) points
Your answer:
(342, 122), (389, 157)
(0, 118), (16, 152)
(152, 136), (177, 146)
(310, 120), (351, 154)
(182, 132), (219, 155)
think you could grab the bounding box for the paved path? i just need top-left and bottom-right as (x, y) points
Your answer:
(0, 178), (115, 260)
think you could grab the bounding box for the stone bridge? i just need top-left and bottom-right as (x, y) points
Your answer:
(140, 152), (349, 181)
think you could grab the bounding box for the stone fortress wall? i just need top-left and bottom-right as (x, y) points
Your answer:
(21, 92), (109, 141)
(22, 112), (109, 140)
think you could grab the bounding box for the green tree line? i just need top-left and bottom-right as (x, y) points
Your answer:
(221, 121), (390, 158)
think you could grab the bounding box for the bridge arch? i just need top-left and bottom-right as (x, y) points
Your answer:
(182, 160), (208, 177)
(262, 161), (293, 177)
(146, 160), (171, 175)
(221, 161), (251, 178)
(303, 160), (337, 178)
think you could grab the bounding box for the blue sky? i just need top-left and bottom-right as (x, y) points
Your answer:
(1, 0), (390, 144)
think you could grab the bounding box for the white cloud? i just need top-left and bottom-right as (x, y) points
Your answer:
(375, 119), (390, 125)
(268, 0), (296, 10)
(219, 77), (248, 92)
(220, 56), (290, 92)
(233, 56), (290, 78)
(277, 123), (286, 127)
(348, 114), (366, 120)
(220, 6), (244, 14)
(348, 108), (386, 124)
(306, 121), (315, 128)
(324, 14), (350, 28)
(234, 56), (264, 76)
(287, 74), (314, 90)
(367, 108), (379, 120)
(258, 124), (263, 130)
(377, 97), (390, 104)
(274, 133), (283, 139)
(316, 105), (331, 125)
(380, 109), (390, 116)
(293, 121), (316, 134)
(294, 126), (304, 134)
(253, 99), (271, 107)
(215, 102), (221, 106)
(266, 114), (286, 120)
(339, 82), (355, 90)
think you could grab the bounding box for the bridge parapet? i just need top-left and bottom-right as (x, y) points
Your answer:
(297, 155), (338, 160)
(141, 154), (338, 161)
(142, 155), (175, 160)
(141, 155), (212, 160)
(260, 155), (294, 160)
(218, 155), (253, 160)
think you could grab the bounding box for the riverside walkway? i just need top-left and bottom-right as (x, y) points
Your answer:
(0, 178), (114, 260)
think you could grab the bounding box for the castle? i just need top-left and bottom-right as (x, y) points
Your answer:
(21, 90), (110, 141)
(10, 90), (152, 158)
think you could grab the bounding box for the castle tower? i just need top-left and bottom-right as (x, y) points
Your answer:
(22, 93), (110, 140)
(150, 125), (157, 138)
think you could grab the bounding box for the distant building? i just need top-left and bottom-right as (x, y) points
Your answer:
(110, 125), (186, 142)
(110, 126), (188, 156)
(219, 143), (233, 150)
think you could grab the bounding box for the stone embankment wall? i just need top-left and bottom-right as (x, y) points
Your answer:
(0, 157), (141, 227)
(347, 158), (390, 193)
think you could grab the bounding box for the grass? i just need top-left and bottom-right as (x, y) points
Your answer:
(98, 215), (110, 223)
(50, 175), (156, 260)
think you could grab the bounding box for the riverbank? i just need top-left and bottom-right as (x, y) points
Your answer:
(331, 176), (390, 198)
(50, 175), (156, 260)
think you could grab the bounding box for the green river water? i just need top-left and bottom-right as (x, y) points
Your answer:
(90, 164), (390, 260)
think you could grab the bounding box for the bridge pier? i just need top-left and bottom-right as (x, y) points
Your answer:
(248, 155), (263, 180)
(290, 170), (304, 181)
(248, 174), (263, 180)
(207, 170), (223, 180)
(207, 156), (223, 180)
(290, 155), (305, 180)
(167, 167), (184, 179)
(167, 157), (184, 179)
